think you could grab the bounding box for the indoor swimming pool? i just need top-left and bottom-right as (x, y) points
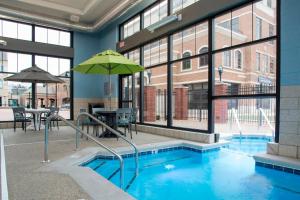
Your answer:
(226, 135), (272, 154)
(83, 146), (300, 200)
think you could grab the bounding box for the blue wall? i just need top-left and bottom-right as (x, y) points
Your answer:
(281, 0), (300, 86)
(73, 0), (155, 99)
(73, 31), (103, 98)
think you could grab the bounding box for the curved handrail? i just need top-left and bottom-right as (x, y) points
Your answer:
(259, 108), (275, 140)
(76, 112), (139, 176)
(43, 114), (124, 189)
(232, 109), (242, 137)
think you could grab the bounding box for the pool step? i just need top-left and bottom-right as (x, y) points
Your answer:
(125, 174), (137, 191)
(95, 161), (120, 179)
(109, 165), (136, 188)
(108, 168), (120, 180)
(93, 161), (106, 171)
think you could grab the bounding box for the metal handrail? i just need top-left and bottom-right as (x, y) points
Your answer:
(259, 108), (275, 140)
(232, 109), (242, 137)
(43, 114), (125, 189)
(76, 112), (139, 177)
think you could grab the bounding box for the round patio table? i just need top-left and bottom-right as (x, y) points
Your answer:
(25, 108), (50, 130)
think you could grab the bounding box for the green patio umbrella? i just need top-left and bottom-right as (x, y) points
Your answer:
(73, 50), (144, 109)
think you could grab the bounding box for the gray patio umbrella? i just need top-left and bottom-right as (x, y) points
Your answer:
(4, 65), (64, 108)
(4, 65), (64, 83)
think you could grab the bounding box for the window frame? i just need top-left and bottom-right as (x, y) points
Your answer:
(181, 50), (192, 71)
(198, 46), (209, 68)
(118, 0), (280, 140)
(0, 19), (73, 122)
(234, 49), (243, 70)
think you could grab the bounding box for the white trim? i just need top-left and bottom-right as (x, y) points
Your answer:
(1, 134), (9, 200)
(181, 50), (193, 72)
(173, 79), (209, 85)
(233, 49), (243, 70)
(151, 74), (167, 79)
(222, 46), (232, 68)
(173, 68), (208, 77)
(197, 45), (209, 68)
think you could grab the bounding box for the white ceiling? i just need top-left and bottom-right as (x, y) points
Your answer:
(0, 0), (141, 31)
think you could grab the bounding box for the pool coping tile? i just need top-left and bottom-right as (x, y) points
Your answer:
(254, 153), (300, 176)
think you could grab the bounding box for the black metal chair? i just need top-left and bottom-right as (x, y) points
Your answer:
(92, 107), (107, 134)
(130, 108), (138, 135)
(79, 108), (100, 137)
(39, 107), (60, 130)
(116, 108), (132, 139)
(12, 107), (33, 132)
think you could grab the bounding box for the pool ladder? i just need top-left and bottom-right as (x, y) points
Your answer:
(43, 112), (139, 190)
(232, 109), (242, 138)
(259, 108), (275, 140)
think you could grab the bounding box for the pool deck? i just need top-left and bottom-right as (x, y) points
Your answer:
(0, 126), (225, 200)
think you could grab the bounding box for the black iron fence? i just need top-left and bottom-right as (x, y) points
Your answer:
(154, 89), (275, 124)
(226, 84), (276, 96)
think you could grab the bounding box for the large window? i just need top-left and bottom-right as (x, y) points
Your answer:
(143, 38), (168, 67)
(212, 0), (277, 139)
(34, 55), (71, 118)
(35, 55), (71, 77)
(120, 0), (202, 39)
(171, 0), (199, 13)
(120, 0), (278, 136)
(0, 18), (72, 122)
(143, 0), (168, 29)
(35, 26), (71, 47)
(172, 57), (208, 129)
(0, 19), (32, 41)
(122, 49), (141, 121)
(171, 21), (208, 61)
(143, 64), (168, 125)
(122, 15), (140, 39)
(0, 52), (71, 121)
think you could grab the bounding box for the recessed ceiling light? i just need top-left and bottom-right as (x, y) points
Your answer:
(70, 15), (80, 23)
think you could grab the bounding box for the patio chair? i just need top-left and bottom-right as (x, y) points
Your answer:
(39, 107), (60, 131)
(79, 108), (100, 137)
(130, 108), (138, 135)
(116, 108), (132, 139)
(92, 107), (107, 134)
(12, 107), (33, 132)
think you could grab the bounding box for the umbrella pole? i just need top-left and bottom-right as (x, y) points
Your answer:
(109, 74), (112, 110)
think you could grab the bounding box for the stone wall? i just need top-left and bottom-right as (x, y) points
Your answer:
(137, 124), (215, 144)
(73, 97), (118, 118)
(267, 86), (300, 159)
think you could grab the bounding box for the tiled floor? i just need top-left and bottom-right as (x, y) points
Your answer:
(1, 126), (177, 200)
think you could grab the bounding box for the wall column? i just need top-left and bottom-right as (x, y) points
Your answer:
(174, 87), (188, 120)
(144, 86), (156, 122)
(214, 83), (229, 123)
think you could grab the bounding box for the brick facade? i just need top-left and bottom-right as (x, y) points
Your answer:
(144, 86), (156, 122)
(174, 87), (188, 120)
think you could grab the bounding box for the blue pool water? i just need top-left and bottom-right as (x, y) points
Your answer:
(83, 148), (300, 200)
(227, 136), (271, 154)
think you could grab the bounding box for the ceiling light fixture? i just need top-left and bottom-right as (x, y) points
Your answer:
(70, 15), (80, 23)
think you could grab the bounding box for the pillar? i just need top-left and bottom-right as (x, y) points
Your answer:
(174, 87), (188, 120)
(144, 86), (156, 122)
(214, 83), (229, 123)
